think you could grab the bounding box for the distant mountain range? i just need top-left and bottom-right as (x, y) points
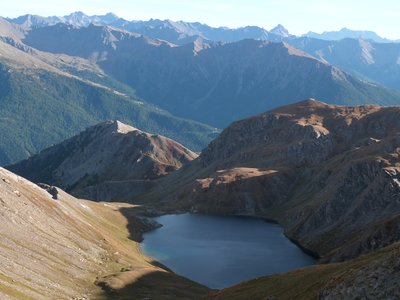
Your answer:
(7, 12), (398, 44)
(290, 37), (400, 90)
(6, 12), (288, 44)
(304, 27), (400, 43)
(5, 12), (400, 91)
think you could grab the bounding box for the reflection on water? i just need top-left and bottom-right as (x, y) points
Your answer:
(141, 213), (315, 289)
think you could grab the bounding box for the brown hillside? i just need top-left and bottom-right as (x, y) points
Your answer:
(0, 167), (208, 299)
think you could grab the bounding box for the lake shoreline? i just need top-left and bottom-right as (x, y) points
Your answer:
(140, 213), (316, 289)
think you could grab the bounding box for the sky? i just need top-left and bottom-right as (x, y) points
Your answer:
(1, 0), (400, 39)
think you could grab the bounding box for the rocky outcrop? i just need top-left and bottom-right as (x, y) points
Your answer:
(151, 99), (400, 262)
(37, 183), (59, 199)
(8, 120), (198, 201)
(318, 244), (400, 299)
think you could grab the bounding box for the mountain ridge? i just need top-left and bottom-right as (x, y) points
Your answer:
(7, 120), (198, 201)
(6, 12), (400, 44)
(6, 11), (290, 44)
(290, 36), (400, 90)
(305, 27), (400, 43)
(18, 22), (400, 128)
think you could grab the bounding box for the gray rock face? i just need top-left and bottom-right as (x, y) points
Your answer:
(37, 183), (59, 199)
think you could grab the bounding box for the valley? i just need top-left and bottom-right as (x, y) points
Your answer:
(0, 8), (400, 300)
(6, 99), (400, 298)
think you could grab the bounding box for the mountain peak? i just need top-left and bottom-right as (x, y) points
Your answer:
(67, 11), (87, 17)
(100, 12), (120, 22)
(269, 99), (332, 115)
(270, 24), (291, 37)
(104, 12), (118, 18)
(91, 120), (139, 135)
(114, 120), (139, 134)
(9, 120), (198, 201)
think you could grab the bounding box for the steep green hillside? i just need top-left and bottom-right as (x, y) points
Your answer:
(0, 65), (217, 165)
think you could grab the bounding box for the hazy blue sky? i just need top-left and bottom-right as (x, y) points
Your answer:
(1, 0), (399, 39)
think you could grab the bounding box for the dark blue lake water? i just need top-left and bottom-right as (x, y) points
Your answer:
(141, 213), (315, 289)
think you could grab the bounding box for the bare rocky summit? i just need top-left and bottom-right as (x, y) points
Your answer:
(146, 99), (400, 262)
(8, 120), (198, 201)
